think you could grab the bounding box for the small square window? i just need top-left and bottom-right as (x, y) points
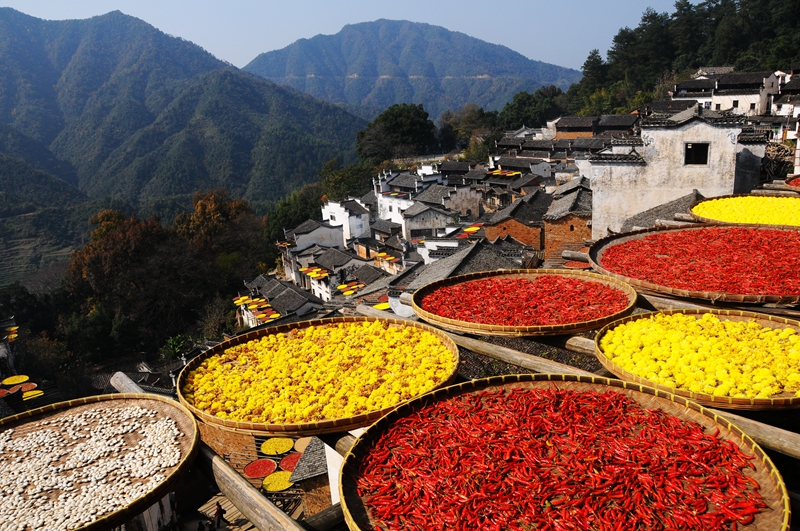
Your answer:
(715, 104), (721, 110)
(777, 104), (783, 111)
(389, 205), (393, 212)
(749, 102), (756, 110)
(732, 100), (739, 108)
(704, 102), (711, 109)
(330, 214), (336, 221)
(685, 143), (709, 165)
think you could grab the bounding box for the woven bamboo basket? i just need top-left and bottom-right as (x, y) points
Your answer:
(588, 224), (800, 304)
(411, 269), (638, 337)
(0, 393), (199, 531)
(594, 309), (800, 410)
(177, 316), (460, 456)
(689, 194), (800, 228)
(339, 374), (790, 531)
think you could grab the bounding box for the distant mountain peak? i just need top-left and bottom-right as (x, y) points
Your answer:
(244, 19), (582, 119)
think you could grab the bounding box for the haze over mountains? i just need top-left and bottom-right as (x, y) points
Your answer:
(245, 19), (582, 120)
(0, 8), (580, 286)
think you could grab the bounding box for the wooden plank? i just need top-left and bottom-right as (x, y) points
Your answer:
(198, 446), (307, 531)
(673, 213), (696, 222)
(654, 219), (696, 228)
(561, 250), (590, 263)
(300, 503), (344, 531)
(751, 189), (800, 197)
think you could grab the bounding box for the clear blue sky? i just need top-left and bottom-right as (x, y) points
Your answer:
(2, 0), (681, 70)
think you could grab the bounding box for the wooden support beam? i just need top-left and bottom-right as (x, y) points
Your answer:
(561, 250), (590, 263)
(672, 213), (696, 222)
(654, 219), (695, 228)
(752, 189), (800, 197)
(300, 504), (344, 531)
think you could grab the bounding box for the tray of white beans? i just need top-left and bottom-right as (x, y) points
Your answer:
(0, 394), (198, 531)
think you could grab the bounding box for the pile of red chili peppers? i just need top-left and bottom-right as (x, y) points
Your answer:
(600, 227), (800, 296)
(419, 276), (630, 326)
(788, 179), (800, 188)
(356, 388), (766, 531)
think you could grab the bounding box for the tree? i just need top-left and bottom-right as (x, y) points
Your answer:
(64, 211), (212, 359)
(320, 160), (375, 202)
(498, 86), (566, 130)
(356, 103), (437, 162)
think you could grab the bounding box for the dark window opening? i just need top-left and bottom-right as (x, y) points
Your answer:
(749, 102), (756, 110)
(569, 225), (575, 232)
(685, 143), (709, 165)
(732, 100), (739, 108)
(715, 104), (721, 110)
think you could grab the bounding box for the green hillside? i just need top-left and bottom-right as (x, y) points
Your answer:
(244, 19), (582, 119)
(0, 8), (365, 286)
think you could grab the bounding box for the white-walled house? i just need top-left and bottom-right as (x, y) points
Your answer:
(278, 219), (343, 287)
(321, 199), (371, 246)
(589, 106), (767, 239)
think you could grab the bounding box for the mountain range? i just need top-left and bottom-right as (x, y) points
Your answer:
(245, 19), (582, 120)
(0, 10), (580, 287)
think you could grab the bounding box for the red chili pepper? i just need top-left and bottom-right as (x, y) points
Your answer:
(355, 388), (767, 530)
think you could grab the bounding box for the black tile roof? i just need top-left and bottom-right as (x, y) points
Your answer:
(360, 189), (377, 206)
(439, 161), (472, 172)
(488, 190), (552, 225)
(414, 184), (453, 205)
(556, 116), (598, 129)
(340, 200), (369, 216)
(353, 264), (386, 285)
(388, 173), (420, 189)
(553, 176), (590, 198)
(522, 139), (554, 150)
(589, 152), (646, 162)
(544, 189), (592, 221)
(639, 100), (698, 115)
(571, 137), (610, 150)
(496, 157), (533, 170)
(450, 242), (519, 276)
(315, 248), (363, 271)
(370, 219), (401, 233)
(620, 190), (704, 232)
(287, 219), (323, 237)
(716, 71), (772, 86)
(782, 78), (800, 93)
(598, 114), (638, 127)
(290, 436), (327, 482)
(676, 78), (716, 90)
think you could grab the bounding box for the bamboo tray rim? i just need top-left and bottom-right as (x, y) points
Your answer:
(689, 194), (800, 229)
(588, 224), (800, 304)
(0, 393), (200, 531)
(339, 373), (790, 531)
(411, 269), (638, 337)
(594, 309), (800, 410)
(177, 316), (460, 435)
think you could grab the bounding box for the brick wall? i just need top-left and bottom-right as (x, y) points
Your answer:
(484, 220), (543, 249)
(543, 215), (592, 259)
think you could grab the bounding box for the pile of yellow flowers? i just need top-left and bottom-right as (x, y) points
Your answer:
(599, 313), (800, 399)
(182, 321), (457, 423)
(691, 196), (800, 226)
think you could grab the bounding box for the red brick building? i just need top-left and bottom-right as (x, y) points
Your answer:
(542, 177), (592, 261)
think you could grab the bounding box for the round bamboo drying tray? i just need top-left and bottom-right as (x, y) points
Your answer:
(0, 393), (199, 531)
(588, 224), (800, 304)
(411, 269), (638, 337)
(339, 374), (790, 531)
(594, 309), (800, 410)
(177, 316), (460, 441)
(689, 194), (800, 228)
